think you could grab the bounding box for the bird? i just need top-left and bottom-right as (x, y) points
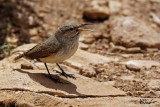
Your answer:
(14, 22), (92, 83)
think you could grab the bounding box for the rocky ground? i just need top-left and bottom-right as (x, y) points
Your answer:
(0, 0), (160, 107)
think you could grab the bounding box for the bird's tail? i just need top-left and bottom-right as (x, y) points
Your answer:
(14, 53), (25, 60)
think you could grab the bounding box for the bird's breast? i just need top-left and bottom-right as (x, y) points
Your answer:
(40, 41), (78, 63)
(57, 41), (79, 61)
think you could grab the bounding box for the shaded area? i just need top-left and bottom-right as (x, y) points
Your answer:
(0, 99), (32, 107)
(0, 0), (44, 59)
(15, 69), (84, 96)
(0, 0), (42, 44)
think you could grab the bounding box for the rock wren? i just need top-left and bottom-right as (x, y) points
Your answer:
(14, 22), (92, 82)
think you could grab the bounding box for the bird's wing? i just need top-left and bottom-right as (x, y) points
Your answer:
(25, 36), (62, 59)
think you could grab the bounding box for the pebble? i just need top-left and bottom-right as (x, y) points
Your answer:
(21, 63), (33, 70)
(126, 64), (140, 71)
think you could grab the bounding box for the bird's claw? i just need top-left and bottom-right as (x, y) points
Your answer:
(53, 70), (76, 79)
(44, 74), (63, 83)
(62, 72), (76, 79)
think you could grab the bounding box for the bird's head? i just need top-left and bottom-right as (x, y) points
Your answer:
(55, 22), (92, 42)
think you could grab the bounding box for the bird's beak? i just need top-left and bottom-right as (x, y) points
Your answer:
(77, 28), (93, 31)
(78, 23), (93, 27)
(77, 23), (93, 31)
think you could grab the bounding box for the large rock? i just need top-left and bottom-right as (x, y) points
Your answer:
(110, 17), (160, 48)
(1, 44), (160, 107)
(83, 0), (109, 20)
(0, 44), (125, 98)
(0, 69), (125, 98)
(0, 91), (159, 107)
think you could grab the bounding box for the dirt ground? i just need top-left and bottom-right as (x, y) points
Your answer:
(0, 0), (160, 106)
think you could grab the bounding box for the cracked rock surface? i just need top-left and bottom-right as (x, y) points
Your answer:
(0, 90), (160, 107)
(0, 44), (160, 107)
(0, 44), (127, 106)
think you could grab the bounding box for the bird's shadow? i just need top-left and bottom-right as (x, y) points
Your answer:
(14, 69), (84, 96)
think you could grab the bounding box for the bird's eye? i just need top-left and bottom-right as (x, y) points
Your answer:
(70, 28), (74, 30)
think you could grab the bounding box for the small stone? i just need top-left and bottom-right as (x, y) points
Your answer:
(126, 47), (142, 53)
(79, 42), (89, 50)
(126, 64), (140, 71)
(21, 63), (33, 70)
(29, 28), (38, 36)
(103, 75), (109, 79)
(83, 38), (95, 44)
(102, 33), (109, 38)
(110, 17), (160, 49)
(111, 45), (126, 52)
(104, 44), (109, 49)
(7, 34), (18, 47)
(116, 46), (126, 51)
(125, 60), (160, 70)
(112, 75), (117, 79)
(28, 16), (35, 26)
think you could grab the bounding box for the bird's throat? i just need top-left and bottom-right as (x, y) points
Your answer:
(71, 32), (80, 39)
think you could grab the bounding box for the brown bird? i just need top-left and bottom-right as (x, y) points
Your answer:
(14, 22), (92, 82)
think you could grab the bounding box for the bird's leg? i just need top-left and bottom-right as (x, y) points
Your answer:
(55, 63), (76, 79)
(44, 63), (62, 83)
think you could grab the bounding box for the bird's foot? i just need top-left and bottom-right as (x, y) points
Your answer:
(54, 70), (76, 79)
(44, 74), (63, 83)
